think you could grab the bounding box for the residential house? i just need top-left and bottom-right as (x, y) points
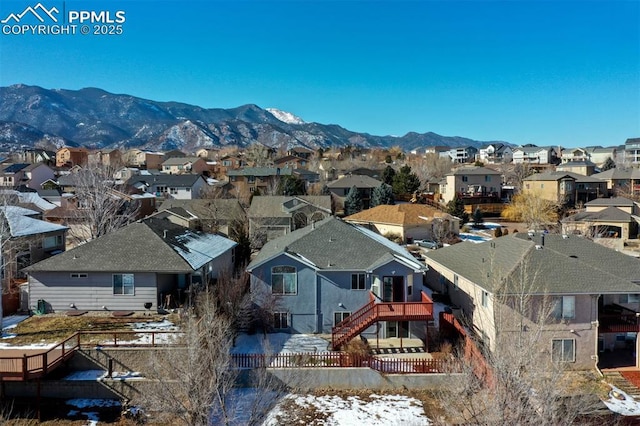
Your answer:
(195, 148), (220, 161)
(561, 148), (589, 164)
(440, 166), (502, 204)
(287, 146), (314, 160)
(161, 156), (208, 175)
(247, 217), (432, 347)
(56, 147), (89, 168)
(424, 146), (451, 159)
(512, 146), (560, 165)
(21, 149), (56, 166)
(556, 161), (596, 177)
(344, 204), (460, 244)
(88, 149), (123, 168)
(522, 171), (607, 206)
(0, 206), (68, 314)
(218, 154), (245, 178)
(156, 198), (246, 236)
(624, 138), (640, 164)
(327, 174), (383, 210)
(248, 195), (332, 244)
(127, 174), (207, 200)
(425, 232), (640, 369)
(227, 167), (292, 196)
(592, 168), (640, 198)
(123, 150), (165, 170)
(478, 144), (513, 164)
(292, 169), (321, 188)
(25, 218), (237, 313)
(562, 197), (639, 241)
(448, 146), (478, 163)
(273, 155), (308, 170)
(561, 147), (617, 168)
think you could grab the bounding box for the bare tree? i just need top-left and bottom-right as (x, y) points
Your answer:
(435, 255), (606, 425)
(67, 165), (140, 243)
(142, 287), (286, 426)
(501, 191), (560, 231)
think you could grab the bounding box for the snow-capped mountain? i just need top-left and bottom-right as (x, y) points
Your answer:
(0, 84), (511, 152)
(266, 108), (305, 125)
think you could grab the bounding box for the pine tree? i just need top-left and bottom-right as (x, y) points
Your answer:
(601, 157), (616, 171)
(447, 194), (469, 224)
(277, 175), (306, 196)
(371, 183), (395, 207)
(473, 207), (484, 225)
(382, 165), (396, 186)
(343, 185), (363, 216)
(392, 165), (421, 196)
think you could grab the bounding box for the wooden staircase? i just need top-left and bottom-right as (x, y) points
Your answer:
(331, 291), (434, 350)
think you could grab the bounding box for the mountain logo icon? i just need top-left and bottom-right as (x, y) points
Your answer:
(1, 3), (59, 24)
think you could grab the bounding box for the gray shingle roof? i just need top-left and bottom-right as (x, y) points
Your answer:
(585, 197), (635, 207)
(425, 233), (640, 295)
(563, 206), (634, 223)
(326, 175), (383, 189)
(161, 156), (202, 166)
(248, 196), (331, 219)
(227, 167), (292, 177)
(127, 174), (203, 188)
(158, 199), (245, 222)
(448, 166), (501, 176)
(248, 217), (424, 272)
(25, 218), (236, 273)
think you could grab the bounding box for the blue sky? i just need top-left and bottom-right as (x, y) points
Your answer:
(0, 0), (638, 147)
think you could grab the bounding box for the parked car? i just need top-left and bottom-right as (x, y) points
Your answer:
(414, 239), (440, 249)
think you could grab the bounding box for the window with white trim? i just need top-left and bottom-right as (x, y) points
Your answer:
(481, 290), (489, 308)
(334, 311), (351, 326)
(552, 296), (575, 319)
(273, 312), (289, 329)
(552, 338), (575, 362)
(271, 266), (297, 295)
(70, 273), (88, 278)
(407, 274), (413, 296)
(113, 273), (135, 295)
(351, 273), (365, 290)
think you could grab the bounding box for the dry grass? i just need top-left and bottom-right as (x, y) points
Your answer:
(5, 313), (178, 345)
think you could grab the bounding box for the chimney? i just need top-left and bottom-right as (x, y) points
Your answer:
(163, 230), (168, 238)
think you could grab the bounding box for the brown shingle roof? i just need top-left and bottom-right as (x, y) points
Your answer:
(344, 204), (451, 226)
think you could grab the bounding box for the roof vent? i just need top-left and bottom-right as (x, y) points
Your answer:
(569, 255), (578, 258)
(327, 262), (332, 267)
(562, 234), (569, 239)
(535, 245), (543, 250)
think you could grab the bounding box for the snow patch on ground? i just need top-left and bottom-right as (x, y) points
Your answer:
(265, 393), (431, 425)
(232, 333), (330, 355)
(66, 399), (122, 409)
(63, 370), (143, 381)
(602, 384), (640, 416)
(1, 315), (29, 339)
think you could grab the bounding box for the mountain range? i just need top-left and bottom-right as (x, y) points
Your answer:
(0, 84), (511, 153)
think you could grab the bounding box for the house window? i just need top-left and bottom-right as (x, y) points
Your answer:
(484, 175), (490, 182)
(334, 311), (351, 326)
(462, 176), (468, 182)
(70, 273), (88, 278)
(552, 338), (575, 362)
(620, 294), (640, 304)
(43, 235), (63, 249)
(272, 266), (297, 295)
(351, 273), (365, 290)
(407, 274), (413, 296)
(481, 290), (489, 307)
(552, 296), (575, 320)
(113, 273), (135, 295)
(273, 312), (289, 329)
(170, 188), (178, 195)
(248, 176), (256, 183)
(157, 186), (167, 193)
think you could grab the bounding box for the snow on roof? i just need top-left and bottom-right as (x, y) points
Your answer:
(16, 192), (57, 211)
(172, 231), (237, 270)
(0, 206), (68, 237)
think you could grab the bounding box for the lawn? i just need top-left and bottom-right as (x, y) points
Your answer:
(2, 313), (179, 346)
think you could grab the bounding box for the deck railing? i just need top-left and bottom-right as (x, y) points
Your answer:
(332, 291), (434, 350)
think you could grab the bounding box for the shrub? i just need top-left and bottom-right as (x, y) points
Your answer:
(494, 227), (503, 238)
(503, 228), (509, 235)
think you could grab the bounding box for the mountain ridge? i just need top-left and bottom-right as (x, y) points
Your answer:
(0, 84), (512, 153)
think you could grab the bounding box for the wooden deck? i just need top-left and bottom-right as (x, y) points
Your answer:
(0, 347), (74, 381)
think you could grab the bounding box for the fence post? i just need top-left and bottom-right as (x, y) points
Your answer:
(42, 352), (47, 375)
(152, 332), (155, 347)
(22, 355), (28, 380)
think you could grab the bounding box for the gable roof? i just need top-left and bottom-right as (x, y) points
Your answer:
(161, 156), (203, 166)
(2, 163), (30, 174)
(344, 204), (453, 226)
(448, 166), (501, 176)
(1, 206), (67, 237)
(25, 218), (236, 273)
(592, 168), (640, 181)
(585, 197), (635, 208)
(158, 198), (245, 222)
(425, 233), (640, 295)
(563, 206), (635, 223)
(227, 167), (292, 177)
(248, 217), (424, 272)
(326, 174), (383, 189)
(248, 196), (331, 218)
(127, 174), (204, 188)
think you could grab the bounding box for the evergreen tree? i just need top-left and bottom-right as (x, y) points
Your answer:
(447, 194), (469, 224)
(371, 183), (395, 207)
(277, 175), (306, 196)
(343, 185), (363, 216)
(382, 165), (396, 186)
(320, 184), (331, 196)
(473, 207), (484, 225)
(392, 165), (421, 196)
(601, 157), (616, 171)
